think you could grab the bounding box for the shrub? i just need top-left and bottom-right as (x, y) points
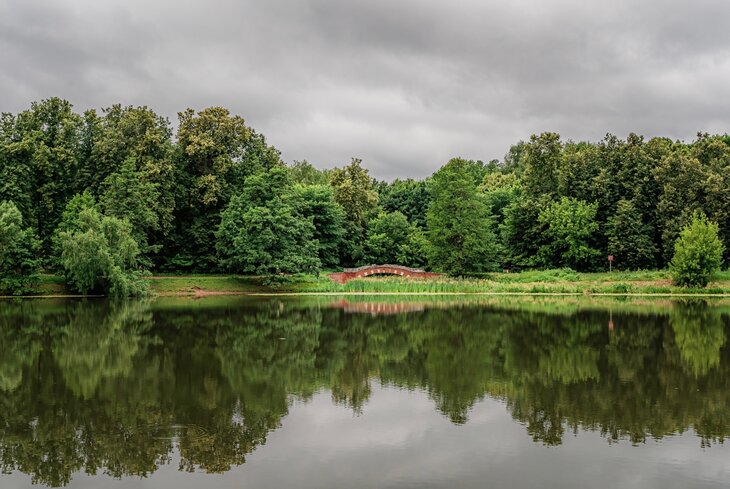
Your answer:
(670, 211), (724, 288)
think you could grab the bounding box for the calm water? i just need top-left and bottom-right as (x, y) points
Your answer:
(1, 296), (730, 488)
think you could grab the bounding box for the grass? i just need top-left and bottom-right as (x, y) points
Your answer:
(148, 275), (270, 294)
(13, 269), (730, 298)
(286, 269), (730, 296)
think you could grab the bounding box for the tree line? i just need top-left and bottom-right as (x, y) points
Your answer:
(0, 98), (728, 295)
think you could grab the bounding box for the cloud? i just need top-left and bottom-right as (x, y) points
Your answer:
(2, 0), (730, 179)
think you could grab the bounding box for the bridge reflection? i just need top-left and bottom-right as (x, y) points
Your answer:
(328, 299), (426, 315)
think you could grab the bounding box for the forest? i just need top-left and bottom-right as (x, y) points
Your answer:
(1, 98), (729, 295)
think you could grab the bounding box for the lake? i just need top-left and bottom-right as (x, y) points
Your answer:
(1, 296), (729, 488)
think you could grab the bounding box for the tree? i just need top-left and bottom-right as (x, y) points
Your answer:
(51, 190), (98, 269)
(0, 201), (40, 295)
(329, 158), (378, 265)
(654, 150), (708, 264)
(169, 107), (282, 271)
(522, 132), (562, 197)
(80, 104), (176, 263)
(479, 172), (521, 228)
(377, 178), (430, 228)
(216, 167), (320, 275)
(537, 197), (600, 271)
(365, 211), (425, 266)
(59, 208), (149, 297)
(99, 157), (161, 261)
(500, 195), (550, 268)
(606, 199), (657, 270)
(426, 158), (499, 274)
(289, 160), (328, 185)
(289, 184), (345, 268)
(670, 211), (724, 288)
(4, 98), (83, 257)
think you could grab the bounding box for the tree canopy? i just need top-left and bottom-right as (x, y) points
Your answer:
(2, 99), (730, 290)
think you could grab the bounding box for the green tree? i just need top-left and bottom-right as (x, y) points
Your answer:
(216, 168), (320, 275)
(59, 208), (149, 297)
(500, 195), (550, 268)
(522, 132), (562, 197)
(654, 150), (708, 264)
(364, 211), (425, 266)
(51, 190), (99, 268)
(670, 211), (724, 288)
(169, 107), (282, 271)
(82, 105), (176, 264)
(3, 98), (83, 257)
(426, 158), (499, 274)
(479, 172), (521, 228)
(0, 201), (41, 295)
(606, 199), (657, 270)
(377, 178), (430, 228)
(289, 184), (345, 268)
(289, 160), (328, 185)
(99, 157), (161, 261)
(537, 197), (600, 271)
(329, 158), (379, 265)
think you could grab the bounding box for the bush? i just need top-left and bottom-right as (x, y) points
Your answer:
(670, 211), (724, 288)
(59, 208), (149, 297)
(0, 201), (41, 295)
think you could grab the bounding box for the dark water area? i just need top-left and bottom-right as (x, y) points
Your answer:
(1, 296), (730, 488)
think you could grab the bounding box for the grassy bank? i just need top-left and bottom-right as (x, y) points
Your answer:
(287, 269), (730, 296)
(18, 269), (730, 298)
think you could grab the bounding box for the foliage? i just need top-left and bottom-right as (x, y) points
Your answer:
(329, 158), (379, 265)
(670, 211), (724, 287)
(377, 178), (430, 228)
(427, 158), (499, 274)
(216, 167), (321, 275)
(500, 196), (550, 268)
(100, 157), (161, 261)
(289, 184), (345, 268)
(59, 207), (149, 297)
(0, 201), (41, 294)
(4, 98), (730, 277)
(606, 199), (657, 270)
(537, 197), (600, 271)
(522, 132), (562, 196)
(364, 211), (426, 267)
(51, 190), (99, 269)
(289, 160), (329, 185)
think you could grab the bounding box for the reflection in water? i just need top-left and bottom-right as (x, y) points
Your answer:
(0, 298), (729, 486)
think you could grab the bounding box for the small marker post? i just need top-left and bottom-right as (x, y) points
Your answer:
(608, 255), (614, 272)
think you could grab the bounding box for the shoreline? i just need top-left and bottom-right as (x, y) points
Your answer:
(5, 290), (730, 300)
(6, 270), (729, 300)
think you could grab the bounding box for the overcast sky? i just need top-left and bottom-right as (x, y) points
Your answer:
(2, 0), (730, 179)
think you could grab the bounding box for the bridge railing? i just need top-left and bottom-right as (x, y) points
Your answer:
(342, 264), (428, 273)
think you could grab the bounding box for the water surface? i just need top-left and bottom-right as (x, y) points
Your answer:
(1, 296), (729, 488)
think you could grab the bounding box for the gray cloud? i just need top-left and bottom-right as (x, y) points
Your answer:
(2, 0), (730, 179)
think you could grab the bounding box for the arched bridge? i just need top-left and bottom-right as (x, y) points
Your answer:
(328, 265), (441, 284)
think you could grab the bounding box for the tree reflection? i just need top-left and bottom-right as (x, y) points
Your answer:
(0, 298), (729, 485)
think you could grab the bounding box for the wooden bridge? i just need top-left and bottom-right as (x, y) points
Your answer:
(328, 264), (441, 284)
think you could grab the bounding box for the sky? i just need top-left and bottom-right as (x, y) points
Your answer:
(2, 0), (730, 179)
